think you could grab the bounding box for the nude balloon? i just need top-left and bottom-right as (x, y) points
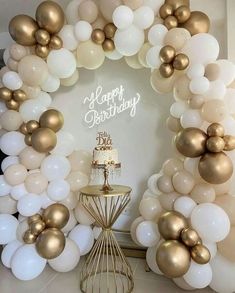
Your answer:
(19, 147), (46, 170)
(4, 164), (27, 186)
(25, 172), (48, 194)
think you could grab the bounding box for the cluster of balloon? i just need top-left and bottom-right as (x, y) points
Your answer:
(19, 109), (64, 153)
(156, 211), (210, 278)
(0, 87), (27, 111)
(23, 204), (69, 259)
(175, 123), (235, 184)
(8, 1), (64, 58)
(91, 23), (117, 52)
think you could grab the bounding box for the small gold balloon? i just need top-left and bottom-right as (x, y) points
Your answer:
(158, 211), (188, 240)
(207, 123), (224, 137)
(91, 29), (106, 45)
(49, 35), (63, 49)
(206, 136), (225, 153)
(166, 0), (190, 10)
(23, 229), (37, 244)
(28, 214), (42, 225)
(0, 87), (12, 101)
(35, 29), (51, 46)
(223, 135), (235, 151)
(24, 133), (32, 146)
(103, 23), (117, 39)
(102, 39), (115, 52)
(30, 220), (46, 236)
(19, 122), (28, 135)
(199, 152), (233, 184)
(31, 127), (57, 153)
(191, 244), (211, 264)
(156, 240), (191, 278)
(36, 228), (65, 259)
(164, 15), (178, 30)
(13, 89), (27, 102)
(174, 5), (191, 23)
(26, 120), (40, 134)
(182, 11), (210, 36)
(6, 99), (20, 111)
(35, 44), (50, 59)
(181, 228), (200, 247)
(35, 1), (65, 34)
(159, 45), (176, 63)
(42, 203), (69, 229)
(39, 109), (64, 132)
(175, 127), (207, 157)
(159, 4), (174, 19)
(159, 63), (174, 78)
(173, 53), (189, 70)
(9, 15), (38, 46)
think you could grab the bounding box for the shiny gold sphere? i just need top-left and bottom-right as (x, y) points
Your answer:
(13, 89), (27, 103)
(36, 228), (66, 259)
(159, 4), (174, 19)
(102, 39), (115, 52)
(199, 152), (233, 184)
(42, 203), (70, 229)
(28, 214), (42, 225)
(23, 229), (37, 244)
(35, 44), (50, 59)
(191, 244), (211, 264)
(158, 211), (188, 240)
(103, 23), (117, 39)
(164, 15), (178, 30)
(174, 5), (191, 23)
(159, 45), (176, 63)
(35, 29), (51, 46)
(30, 220), (46, 236)
(49, 35), (63, 50)
(24, 134), (32, 146)
(19, 122), (28, 135)
(31, 127), (57, 153)
(175, 127), (207, 157)
(223, 135), (235, 151)
(39, 109), (64, 132)
(9, 15), (38, 46)
(207, 123), (225, 137)
(35, 1), (65, 34)
(0, 87), (12, 101)
(182, 11), (210, 36)
(206, 136), (225, 153)
(156, 240), (191, 278)
(173, 53), (189, 70)
(159, 63), (174, 78)
(166, 0), (190, 10)
(181, 228), (200, 247)
(91, 29), (105, 45)
(6, 99), (20, 111)
(26, 120), (40, 134)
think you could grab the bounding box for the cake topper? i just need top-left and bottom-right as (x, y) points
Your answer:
(96, 131), (112, 150)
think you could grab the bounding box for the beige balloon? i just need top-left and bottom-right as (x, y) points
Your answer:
(157, 175), (174, 194)
(66, 171), (89, 192)
(19, 146), (46, 170)
(190, 183), (216, 203)
(159, 192), (181, 211)
(68, 150), (92, 174)
(60, 70), (79, 87)
(166, 115), (182, 133)
(173, 74), (191, 100)
(0, 195), (17, 214)
(25, 172), (48, 194)
(162, 158), (183, 177)
(201, 99), (227, 123)
(125, 54), (143, 69)
(218, 227), (235, 261)
(9, 44), (27, 61)
(99, 0), (122, 22)
(172, 171), (195, 194)
(0, 110), (23, 131)
(78, 0), (98, 23)
(151, 69), (181, 94)
(123, 0), (143, 9)
(21, 84), (41, 99)
(4, 164), (28, 186)
(138, 43), (152, 68)
(215, 195), (235, 225)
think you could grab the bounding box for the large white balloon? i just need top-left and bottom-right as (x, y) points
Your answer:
(112, 5), (134, 30)
(0, 131), (26, 155)
(47, 179), (70, 201)
(216, 59), (235, 86)
(130, 216), (145, 246)
(191, 203), (230, 242)
(134, 6), (154, 29)
(11, 244), (47, 280)
(146, 45), (161, 69)
(40, 74), (60, 93)
(148, 24), (168, 46)
(17, 194), (42, 216)
(58, 25), (78, 51)
(146, 241), (164, 275)
(50, 130), (75, 156)
(136, 221), (160, 247)
(2, 71), (23, 90)
(19, 99), (46, 122)
(1, 240), (22, 268)
(174, 196), (197, 218)
(0, 175), (11, 197)
(37, 91), (52, 107)
(0, 214), (18, 244)
(74, 21), (92, 41)
(10, 183), (27, 200)
(69, 224), (94, 255)
(41, 155), (71, 181)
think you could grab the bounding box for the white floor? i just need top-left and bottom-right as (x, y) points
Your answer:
(0, 256), (214, 293)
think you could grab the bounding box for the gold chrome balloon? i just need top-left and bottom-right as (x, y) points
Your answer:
(166, 0), (190, 9)
(39, 109), (64, 132)
(19, 122), (28, 135)
(159, 45), (176, 64)
(35, 44), (50, 59)
(13, 89), (27, 102)
(36, 228), (66, 259)
(182, 11), (210, 36)
(158, 211), (188, 240)
(9, 15), (38, 46)
(28, 214), (42, 225)
(35, 29), (51, 46)
(30, 220), (46, 236)
(174, 5), (191, 23)
(26, 120), (40, 134)
(206, 136), (225, 153)
(159, 4), (174, 19)
(6, 99), (20, 111)
(0, 87), (12, 101)
(91, 29), (106, 45)
(31, 127), (57, 153)
(199, 152), (233, 184)
(191, 244), (211, 264)
(156, 240), (191, 278)
(223, 135), (235, 151)
(23, 229), (37, 244)
(207, 123), (224, 137)
(103, 23), (117, 39)
(35, 1), (65, 34)
(49, 35), (63, 49)
(173, 53), (189, 70)
(42, 203), (70, 229)
(159, 63), (174, 78)
(24, 134), (32, 146)
(175, 128), (207, 158)
(164, 15), (178, 30)
(181, 228), (200, 247)
(102, 39), (115, 52)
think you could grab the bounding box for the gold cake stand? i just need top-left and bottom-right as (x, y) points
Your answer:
(79, 185), (134, 293)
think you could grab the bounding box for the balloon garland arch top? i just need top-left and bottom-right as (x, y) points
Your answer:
(0, 0), (234, 291)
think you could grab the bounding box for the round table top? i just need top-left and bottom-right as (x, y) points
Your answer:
(80, 185), (132, 197)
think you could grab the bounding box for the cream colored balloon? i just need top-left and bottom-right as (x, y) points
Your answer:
(0, 110), (23, 131)
(190, 183), (216, 204)
(164, 28), (191, 51)
(173, 75), (191, 100)
(66, 171), (89, 192)
(68, 150), (92, 174)
(138, 43), (152, 68)
(159, 192), (180, 210)
(10, 44), (28, 61)
(157, 175), (174, 193)
(7, 58), (18, 71)
(215, 194), (235, 225)
(151, 69), (180, 94)
(0, 195), (17, 214)
(78, 0), (98, 23)
(4, 164), (28, 186)
(163, 158), (183, 177)
(74, 202), (95, 225)
(25, 172), (48, 194)
(172, 171), (195, 194)
(92, 16), (106, 30)
(201, 99), (227, 123)
(60, 69), (79, 87)
(60, 192), (78, 210)
(125, 54), (143, 69)
(124, 0), (143, 9)
(213, 181), (230, 196)
(99, 0), (122, 22)
(218, 227), (235, 261)
(19, 146), (46, 170)
(21, 84), (40, 99)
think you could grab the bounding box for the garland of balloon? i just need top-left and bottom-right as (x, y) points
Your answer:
(0, 0), (234, 291)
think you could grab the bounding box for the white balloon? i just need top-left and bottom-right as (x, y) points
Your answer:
(205, 79), (226, 100)
(148, 24), (168, 46)
(47, 179), (70, 201)
(50, 130), (76, 156)
(16, 219), (29, 242)
(69, 224), (94, 255)
(184, 261), (212, 289)
(136, 221), (160, 247)
(173, 278), (195, 291)
(146, 241), (164, 275)
(11, 244), (47, 281)
(0, 175), (11, 197)
(74, 202), (95, 225)
(174, 196), (197, 218)
(112, 5), (134, 30)
(2, 71), (22, 90)
(65, 0), (84, 24)
(189, 76), (210, 95)
(180, 109), (203, 128)
(47, 48), (77, 78)
(60, 191), (77, 210)
(216, 59), (235, 86)
(41, 155), (71, 181)
(147, 173), (162, 195)
(203, 241), (217, 259)
(146, 46), (161, 68)
(134, 6), (154, 29)
(170, 101), (188, 118)
(0, 214), (18, 244)
(0, 101), (7, 115)
(130, 216), (145, 246)
(58, 25), (78, 51)
(187, 64), (205, 79)
(93, 226), (102, 240)
(19, 99), (46, 122)
(114, 25), (144, 56)
(74, 21), (92, 41)
(40, 73), (60, 93)
(139, 197), (162, 220)
(36, 91), (52, 107)
(40, 192), (55, 209)
(10, 183), (27, 200)
(1, 240), (22, 268)
(191, 203), (230, 242)
(0, 131), (26, 155)
(105, 49), (123, 60)
(17, 194), (42, 216)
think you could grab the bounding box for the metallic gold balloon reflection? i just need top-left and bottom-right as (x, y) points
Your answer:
(13, 89), (27, 102)
(191, 244), (211, 264)
(207, 123), (224, 137)
(159, 45), (176, 63)
(42, 203), (70, 229)
(92, 29), (105, 45)
(39, 109), (64, 132)
(174, 5), (191, 23)
(23, 229), (37, 244)
(30, 220), (46, 236)
(164, 15), (178, 30)
(24, 134), (32, 146)
(206, 136), (225, 153)
(31, 127), (57, 153)
(103, 23), (117, 39)
(159, 63), (174, 78)
(35, 29), (50, 46)
(49, 35), (63, 50)
(6, 99), (20, 111)
(26, 120), (40, 134)
(165, 0), (190, 9)
(181, 228), (200, 247)
(0, 87), (12, 101)
(173, 53), (189, 70)
(159, 4), (174, 19)
(224, 135), (235, 151)
(182, 11), (210, 35)
(28, 214), (42, 225)
(19, 123), (28, 135)
(35, 44), (50, 59)
(102, 39), (115, 52)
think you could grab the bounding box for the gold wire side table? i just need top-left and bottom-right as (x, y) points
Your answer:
(79, 185), (134, 293)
